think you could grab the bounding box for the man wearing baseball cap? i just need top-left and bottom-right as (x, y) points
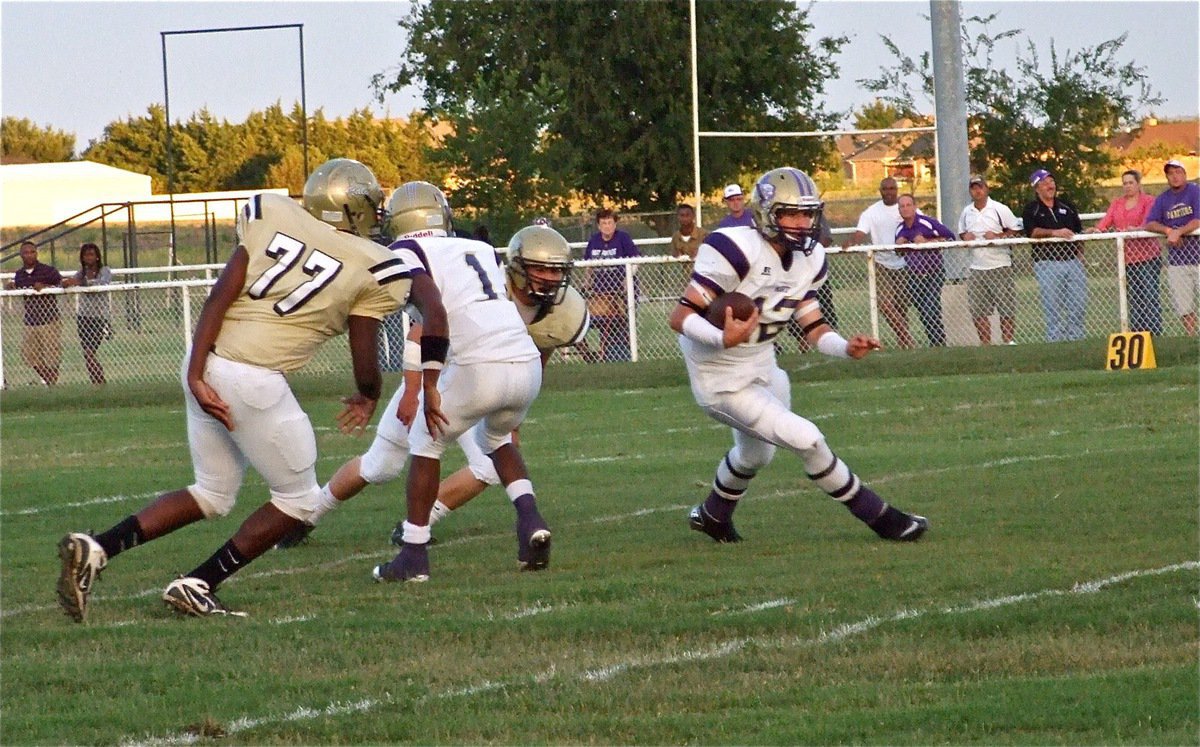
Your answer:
(717, 183), (754, 229)
(958, 175), (1021, 344)
(1022, 168), (1087, 341)
(1145, 160), (1200, 335)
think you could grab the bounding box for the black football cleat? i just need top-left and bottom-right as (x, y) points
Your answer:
(372, 542), (430, 583)
(688, 503), (743, 543)
(516, 513), (552, 571)
(870, 505), (929, 542)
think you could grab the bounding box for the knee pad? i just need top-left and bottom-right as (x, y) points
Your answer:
(186, 483), (237, 519)
(270, 486), (323, 523)
(765, 411), (824, 456)
(359, 432), (410, 485)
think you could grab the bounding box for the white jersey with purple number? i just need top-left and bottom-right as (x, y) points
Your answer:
(389, 234), (539, 366)
(681, 226), (827, 395)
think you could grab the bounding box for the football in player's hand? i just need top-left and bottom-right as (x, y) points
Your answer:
(704, 292), (757, 328)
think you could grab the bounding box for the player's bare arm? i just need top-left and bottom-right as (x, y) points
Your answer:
(395, 323), (423, 428)
(795, 303), (881, 359)
(187, 246), (248, 430)
(669, 284), (759, 348)
(408, 273), (450, 437)
(336, 314), (383, 436)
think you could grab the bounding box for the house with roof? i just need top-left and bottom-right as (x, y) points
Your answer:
(1105, 117), (1199, 179)
(835, 119), (936, 188)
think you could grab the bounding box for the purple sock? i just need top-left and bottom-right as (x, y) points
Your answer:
(844, 485), (887, 524)
(703, 491), (738, 523)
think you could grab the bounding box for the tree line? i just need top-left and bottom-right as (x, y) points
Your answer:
(2, 2), (1161, 237)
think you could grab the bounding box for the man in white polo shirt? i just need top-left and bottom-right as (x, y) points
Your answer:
(958, 174), (1021, 344)
(842, 177), (914, 348)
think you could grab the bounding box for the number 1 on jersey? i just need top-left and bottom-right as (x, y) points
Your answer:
(464, 253), (499, 300)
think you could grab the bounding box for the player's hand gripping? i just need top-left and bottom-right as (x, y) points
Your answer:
(189, 377), (234, 431)
(422, 384), (450, 439)
(722, 306), (760, 348)
(336, 392), (377, 436)
(846, 334), (882, 359)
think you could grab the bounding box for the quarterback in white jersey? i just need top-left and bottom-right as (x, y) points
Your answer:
(56, 160), (450, 621)
(669, 167), (928, 545)
(298, 183), (556, 582)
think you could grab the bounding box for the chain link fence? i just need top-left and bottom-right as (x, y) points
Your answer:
(1, 232), (1193, 388)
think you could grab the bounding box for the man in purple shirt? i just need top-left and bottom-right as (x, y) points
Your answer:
(5, 241), (63, 385)
(894, 194), (951, 346)
(1145, 159), (1200, 336)
(717, 184), (755, 229)
(584, 208), (641, 360)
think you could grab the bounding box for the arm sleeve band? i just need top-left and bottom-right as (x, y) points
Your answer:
(800, 317), (829, 336)
(681, 312), (725, 348)
(678, 297), (706, 315)
(816, 330), (850, 358)
(420, 335), (450, 370)
(402, 338), (422, 372)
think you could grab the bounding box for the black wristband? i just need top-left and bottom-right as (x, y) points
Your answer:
(420, 335), (450, 366)
(356, 379), (381, 401)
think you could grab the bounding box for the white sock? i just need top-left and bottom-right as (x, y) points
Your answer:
(505, 479), (534, 502)
(429, 500), (452, 526)
(401, 521), (431, 545)
(306, 484), (339, 525)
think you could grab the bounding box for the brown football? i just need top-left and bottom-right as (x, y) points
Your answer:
(704, 292), (757, 328)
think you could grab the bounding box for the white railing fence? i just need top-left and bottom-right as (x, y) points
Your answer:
(0, 231), (1192, 387)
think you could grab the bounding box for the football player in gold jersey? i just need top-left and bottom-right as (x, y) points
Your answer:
(55, 159), (449, 621)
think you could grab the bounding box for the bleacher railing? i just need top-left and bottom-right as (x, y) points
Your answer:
(1, 231), (1193, 387)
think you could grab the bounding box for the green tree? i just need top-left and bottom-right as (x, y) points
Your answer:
(859, 14), (1160, 211)
(374, 0), (845, 218)
(853, 100), (905, 131)
(1, 117), (77, 162)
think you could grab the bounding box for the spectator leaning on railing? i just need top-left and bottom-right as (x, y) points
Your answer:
(1085, 169), (1161, 335)
(1023, 169), (1087, 342)
(1145, 159), (1200, 337)
(894, 193), (950, 347)
(4, 240), (63, 385)
(842, 177), (915, 349)
(583, 208), (641, 361)
(958, 175), (1021, 345)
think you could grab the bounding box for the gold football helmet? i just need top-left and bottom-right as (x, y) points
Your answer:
(386, 181), (454, 238)
(507, 224), (573, 305)
(750, 167), (824, 255)
(301, 158), (385, 237)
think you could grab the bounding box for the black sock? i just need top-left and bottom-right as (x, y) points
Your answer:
(512, 493), (539, 519)
(187, 540), (249, 590)
(703, 491), (738, 523)
(95, 515), (144, 559)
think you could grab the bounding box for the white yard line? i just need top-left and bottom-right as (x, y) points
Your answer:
(119, 560), (1198, 746)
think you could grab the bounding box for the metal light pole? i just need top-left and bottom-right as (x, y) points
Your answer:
(161, 24), (307, 259)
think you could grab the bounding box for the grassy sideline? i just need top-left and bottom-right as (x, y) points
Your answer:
(1, 338), (1196, 744)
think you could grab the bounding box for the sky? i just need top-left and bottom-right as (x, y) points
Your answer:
(1, 0), (1197, 155)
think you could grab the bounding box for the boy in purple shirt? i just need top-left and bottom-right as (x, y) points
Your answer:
(894, 194), (951, 346)
(717, 184), (756, 229)
(4, 241), (63, 384)
(584, 208), (641, 360)
(1145, 160), (1200, 336)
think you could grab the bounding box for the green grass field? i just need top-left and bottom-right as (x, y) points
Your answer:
(2, 340), (1197, 745)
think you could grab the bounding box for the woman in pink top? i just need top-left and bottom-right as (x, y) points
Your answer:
(1087, 170), (1162, 333)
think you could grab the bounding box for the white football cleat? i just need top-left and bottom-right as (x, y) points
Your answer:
(162, 577), (247, 618)
(57, 532), (108, 623)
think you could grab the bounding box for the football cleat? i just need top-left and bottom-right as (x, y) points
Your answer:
(870, 506), (929, 542)
(57, 532), (108, 623)
(162, 577), (247, 618)
(688, 504), (743, 543)
(274, 522), (315, 550)
(372, 542), (430, 583)
(516, 513), (552, 571)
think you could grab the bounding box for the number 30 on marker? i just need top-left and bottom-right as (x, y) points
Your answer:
(1105, 332), (1157, 371)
